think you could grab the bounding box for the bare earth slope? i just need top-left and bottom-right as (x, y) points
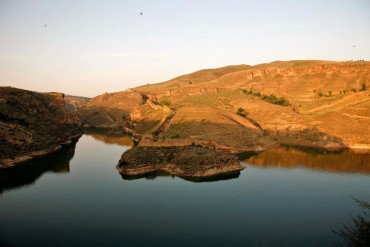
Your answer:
(79, 60), (370, 153)
(0, 87), (83, 168)
(64, 95), (91, 112)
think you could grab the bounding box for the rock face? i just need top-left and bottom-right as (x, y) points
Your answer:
(0, 87), (82, 169)
(117, 146), (244, 179)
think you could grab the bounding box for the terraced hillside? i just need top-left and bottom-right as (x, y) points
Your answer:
(79, 60), (370, 153)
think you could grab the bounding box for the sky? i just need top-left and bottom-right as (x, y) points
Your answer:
(0, 0), (370, 97)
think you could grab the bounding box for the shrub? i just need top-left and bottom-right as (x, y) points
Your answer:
(170, 134), (180, 139)
(328, 91), (332, 96)
(360, 83), (367, 91)
(160, 99), (172, 106)
(261, 94), (290, 106)
(335, 198), (370, 246)
(351, 88), (357, 93)
(236, 107), (247, 117)
(121, 114), (126, 120)
(318, 92), (323, 97)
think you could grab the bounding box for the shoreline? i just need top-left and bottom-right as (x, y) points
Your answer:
(136, 135), (370, 155)
(0, 133), (83, 170)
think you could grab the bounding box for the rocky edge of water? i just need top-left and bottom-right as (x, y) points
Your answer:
(117, 146), (244, 179)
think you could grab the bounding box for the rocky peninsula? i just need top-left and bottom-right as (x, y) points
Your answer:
(0, 87), (83, 169)
(117, 146), (244, 180)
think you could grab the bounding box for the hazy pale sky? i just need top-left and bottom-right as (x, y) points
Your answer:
(1, 0), (370, 97)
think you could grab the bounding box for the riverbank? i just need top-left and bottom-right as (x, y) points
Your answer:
(0, 134), (82, 169)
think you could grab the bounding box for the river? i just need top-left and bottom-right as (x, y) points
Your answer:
(1, 131), (369, 246)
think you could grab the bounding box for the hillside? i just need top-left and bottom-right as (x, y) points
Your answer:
(79, 60), (370, 153)
(64, 95), (91, 112)
(0, 87), (83, 168)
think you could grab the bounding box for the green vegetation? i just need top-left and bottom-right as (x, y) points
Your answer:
(236, 107), (247, 117)
(242, 89), (289, 106)
(121, 114), (126, 120)
(360, 83), (367, 91)
(261, 94), (290, 106)
(170, 134), (180, 139)
(317, 91), (335, 97)
(160, 99), (172, 106)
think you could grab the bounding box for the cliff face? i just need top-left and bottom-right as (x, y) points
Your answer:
(0, 87), (83, 168)
(137, 62), (370, 102)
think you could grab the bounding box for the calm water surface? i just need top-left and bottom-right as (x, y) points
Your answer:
(1, 132), (369, 246)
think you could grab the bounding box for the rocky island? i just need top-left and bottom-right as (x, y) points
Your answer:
(117, 146), (243, 180)
(0, 87), (83, 169)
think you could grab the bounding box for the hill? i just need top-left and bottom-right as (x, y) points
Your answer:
(79, 60), (370, 153)
(64, 95), (91, 112)
(0, 87), (83, 168)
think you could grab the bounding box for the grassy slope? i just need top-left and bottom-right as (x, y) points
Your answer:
(134, 60), (370, 150)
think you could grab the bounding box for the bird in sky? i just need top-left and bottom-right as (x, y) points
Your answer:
(44, 24), (47, 28)
(140, 12), (143, 15)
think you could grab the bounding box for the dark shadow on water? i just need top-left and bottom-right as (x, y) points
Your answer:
(0, 143), (76, 194)
(120, 170), (241, 183)
(334, 197), (370, 246)
(238, 145), (370, 174)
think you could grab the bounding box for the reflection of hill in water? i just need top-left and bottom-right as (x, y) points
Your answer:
(0, 143), (76, 193)
(85, 129), (133, 147)
(241, 146), (370, 174)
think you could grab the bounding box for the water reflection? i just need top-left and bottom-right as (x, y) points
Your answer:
(84, 128), (133, 147)
(0, 143), (76, 194)
(240, 146), (370, 174)
(120, 170), (241, 182)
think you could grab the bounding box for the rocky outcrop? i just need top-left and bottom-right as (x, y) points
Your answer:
(117, 146), (244, 180)
(0, 87), (83, 169)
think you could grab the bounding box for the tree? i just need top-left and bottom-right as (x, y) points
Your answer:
(335, 198), (370, 246)
(360, 83), (367, 91)
(236, 107), (247, 117)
